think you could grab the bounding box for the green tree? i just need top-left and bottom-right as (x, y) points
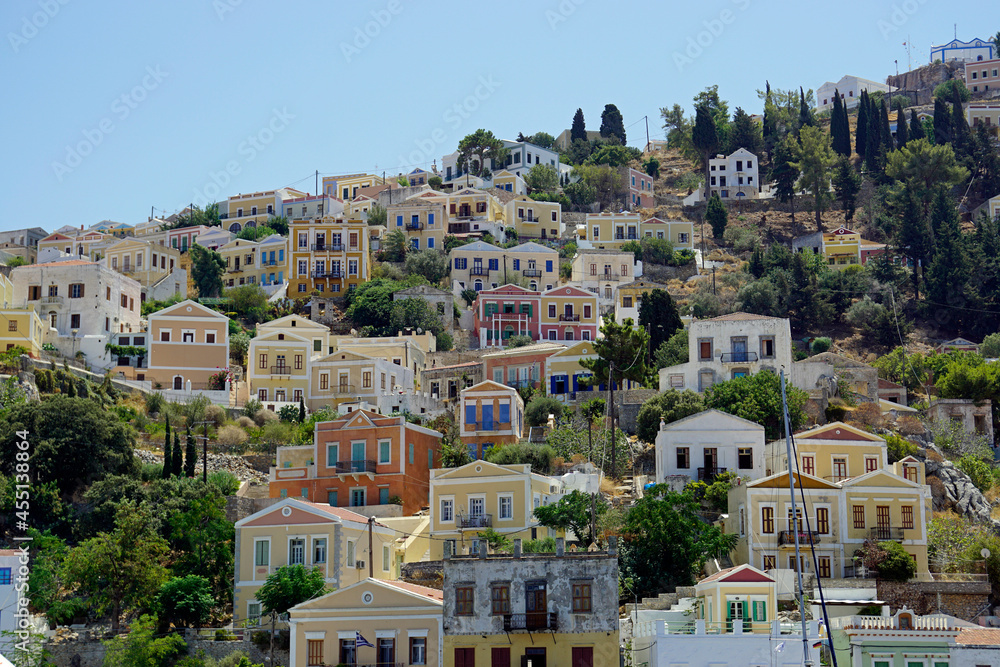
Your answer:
(580, 315), (650, 389)
(381, 228), (409, 262)
(484, 442), (555, 474)
(404, 250), (449, 284)
(793, 125), (836, 231)
(980, 333), (1000, 358)
(189, 244), (226, 298)
(856, 90), (870, 157)
(225, 284), (271, 325)
(876, 540), (917, 581)
(895, 99), (909, 148)
(367, 202), (387, 226)
(171, 432), (183, 477)
(830, 90), (851, 157)
(236, 225), (276, 242)
(157, 575), (214, 628)
(256, 565), (328, 616)
(571, 108), (587, 143)
(599, 103), (627, 144)
(533, 490), (607, 545)
(0, 396), (137, 499)
(476, 528), (512, 553)
(644, 157), (660, 178)
(184, 428), (196, 478)
(832, 155), (862, 221)
(635, 390), (705, 444)
(620, 488), (738, 595)
(887, 139), (969, 214)
(525, 395), (565, 427)
(770, 135), (800, 223)
(229, 330), (250, 364)
(579, 397), (606, 463)
(909, 109), (925, 141)
(726, 107), (762, 155)
(564, 180), (596, 208)
(797, 86), (816, 131)
(638, 289), (683, 354)
(573, 164), (626, 209)
(586, 144), (641, 168)
(653, 328), (688, 369)
(102, 614), (187, 667)
(705, 192), (730, 240)
(692, 104), (719, 198)
(162, 415), (172, 480)
(845, 297), (911, 349)
(933, 96), (952, 145)
(525, 132), (556, 149)
(62, 502), (169, 631)
(525, 163), (560, 192)
(457, 129), (509, 179)
(925, 190), (970, 329)
(951, 83), (972, 158)
(704, 370), (807, 440)
(934, 78), (971, 104)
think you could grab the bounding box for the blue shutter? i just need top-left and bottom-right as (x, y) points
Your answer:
(465, 404), (476, 426)
(455, 258), (462, 269)
(513, 259), (520, 270)
(499, 403), (510, 424)
(572, 375), (579, 393)
(546, 260), (553, 272)
(428, 237), (435, 248)
(428, 213), (434, 225)
(396, 215), (403, 226)
(482, 405), (494, 431)
(379, 488), (389, 505)
(279, 249), (284, 261)
(550, 376), (558, 394)
(489, 258), (498, 270)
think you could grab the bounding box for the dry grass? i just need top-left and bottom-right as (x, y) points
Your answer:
(898, 415), (926, 436)
(852, 403), (885, 428)
(925, 449), (944, 463)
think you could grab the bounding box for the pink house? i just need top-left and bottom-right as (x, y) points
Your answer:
(622, 166), (655, 208)
(966, 58), (1000, 95)
(473, 285), (541, 348)
(540, 285), (599, 343)
(166, 225), (214, 252)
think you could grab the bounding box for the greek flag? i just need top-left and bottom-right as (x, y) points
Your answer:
(356, 632), (374, 648)
(774, 641), (785, 653)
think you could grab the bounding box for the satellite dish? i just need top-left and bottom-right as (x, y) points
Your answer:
(417, 328), (423, 334)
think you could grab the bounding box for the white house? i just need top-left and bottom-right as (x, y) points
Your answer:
(707, 148), (761, 201)
(658, 313), (792, 393)
(654, 409), (766, 486)
(930, 37), (995, 64)
(11, 259), (143, 369)
(0, 549), (21, 656)
(816, 75), (896, 113)
(440, 140), (562, 185)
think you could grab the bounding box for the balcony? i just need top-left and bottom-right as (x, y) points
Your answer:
(559, 313), (580, 322)
(697, 466), (727, 481)
(503, 612), (558, 632)
(469, 266), (490, 276)
(458, 513), (492, 529)
(778, 530), (822, 546)
(40, 296), (62, 305)
(870, 526), (906, 541)
(589, 272), (620, 281)
(260, 259), (279, 266)
(720, 351), (759, 363)
(405, 221), (424, 231)
(270, 366), (292, 375)
(507, 379), (535, 389)
(333, 459), (377, 474)
(311, 269), (343, 279)
(615, 234), (639, 240)
(522, 268), (542, 277)
(328, 384), (356, 395)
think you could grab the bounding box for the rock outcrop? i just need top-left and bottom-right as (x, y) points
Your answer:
(924, 458), (998, 529)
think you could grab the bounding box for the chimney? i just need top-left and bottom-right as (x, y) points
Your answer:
(513, 539), (522, 558)
(556, 538), (565, 556)
(479, 541), (488, 559)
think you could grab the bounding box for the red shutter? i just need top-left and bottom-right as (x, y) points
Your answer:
(456, 647), (476, 667)
(572, 648), (593, 667)
(491, 647), (510, 667)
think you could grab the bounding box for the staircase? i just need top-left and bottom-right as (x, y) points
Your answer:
(625, 586), (697, 617)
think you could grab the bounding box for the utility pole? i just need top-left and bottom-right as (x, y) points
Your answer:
(644, 115), (650, 152)
(193, 420), (212, 483)
(503, 254), (508, 284)
(368, 516), (375, 579)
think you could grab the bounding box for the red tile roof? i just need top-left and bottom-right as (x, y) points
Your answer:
(300, 501), (383, 526)
(956, 627), (1000, 645)
(381, 579), (444, 601)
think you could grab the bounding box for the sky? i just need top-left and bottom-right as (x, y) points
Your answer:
(1, 0), (995, 230)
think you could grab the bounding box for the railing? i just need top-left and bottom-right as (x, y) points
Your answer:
(522, 268), (542, 277)
(333, 460), (377, 474)
(504, 613), (558, 632)
(356, 663), (405, 667)
(270, 366), (292, 375)
(311, 243), (344, 251)
(507, 379), (535, 389)
(469, 266), (489, 276)
(870, 526), (906, 541)
(40, 296), (62, 305)
(260, 259), (279, 266)
(458, 514), (492, 529)
(311, 269), (343, 278)
(405, 222), (424, 231)
(329, 384), (356, 394)
(720, 351), (759, 363)
(559, 313), (580, 322)
(832, 614), (953, 631)
(778, 530), (822, 546)
(697, 466), (727, 481)
(614, 234), (638, 240)
(465, 421), (510, 432)
(589, 272), (620, 280)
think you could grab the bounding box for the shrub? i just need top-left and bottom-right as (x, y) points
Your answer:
(242, 398), (262, 419)
(204, 404), (227, 427)
(810, 337), (832, 354)
(722, 225), (760, 253)
(980, 332), (1000, 359)
(826, 403), (848, 422)
(235, 416), (256, 430)
(957, 455), (998, 492)
(140, 463), (164, 481)
(215, 629), (237, 641)
(852, 402), (884, 427)
(217, 425), (248, 449)
(506, 335), (533, 349)
(884, 433), (918, 463)
(525, 396), (565, 427)
(278, 405), (299, 423)
(897, 415), (925, 436)
(253, 409), (278, 427)
(145, 392), (165, 415)
(208, 471), (241, 495)
(484, 442), (555, 474)
(523, 537), (557, 553)
(878, 540), (917, 582)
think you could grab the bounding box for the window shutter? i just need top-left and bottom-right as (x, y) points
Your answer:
(550, 376), (557, 395)
(465, 404), (476, 425)
(499, 403), (510, 424)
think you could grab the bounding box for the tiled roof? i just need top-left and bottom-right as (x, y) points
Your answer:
(381, 579), (444, 601)
(703, 312), (783, 322)
(37, 259), (98, 266)
(425, 360), (482, 371)
(300, 501), (382, 526)
(956, 627), (1000, 645)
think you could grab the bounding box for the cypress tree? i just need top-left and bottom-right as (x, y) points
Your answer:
(171, 432), (183, 477)
(897, 185), (933, 298)
(798, 86), (815, 131)
(895, 100), (909, 148)
(951, 84), (970, 157)
(855, 91), (869, 157)
(879, 99), (894, 155)
(748, 245), (765, 278)
(706, 192), (728, 238)
(831, 90), (851, 157)
(925, 190), (969, 327)
(692, 104), (719, 198)
(571, 108), (587, 143)
(299, 399), (306, 423)
(864, 96), (882, 172)
(184, 427), (197, 478)
(763, 81), (777, 157)
(162, 415), (172, 479)
(909, 109), (925, 141)
(933, 97), (951, 145)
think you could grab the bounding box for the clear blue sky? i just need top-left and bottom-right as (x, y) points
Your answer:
(1, 0), (993, 229)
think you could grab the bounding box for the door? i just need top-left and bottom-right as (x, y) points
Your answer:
(525, 581), (547, 630)
(173, 376), (183, 390)
(571, 647), (593, 667)
(703, 448), (717, 479)
(732, 337), (747, 362)
(352, 441), (365, 472)
(482, 405), (494, 431)
(377, 638), (394, 666)
(522, 648), (546, 667)
(876, 506), (890, 540)
(455, 647), (475, 667)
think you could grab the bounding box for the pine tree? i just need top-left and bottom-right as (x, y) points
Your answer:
(171, 432), (183, 477)
(184, 427), (197, 478)
(856, 91), (869, 158)
(933, 97), (952, 145)
(162, 415), (172, 479)
(571, 108), (587, 143)
(706, 192), (728, 238)
(879, 99), (894, 155)
(832, 155), (862, 222)
(908, 109), (925, 141)
(599, 104), (626, 145)
(748, 245), (765, 278)
(895, 100), (909, 148)
(951, 84), (970, 158)
(692, 104), (719, 198)
(798, 87), (815, 131)
(896, 185), (934, 299)
(771, 135), (801, 224)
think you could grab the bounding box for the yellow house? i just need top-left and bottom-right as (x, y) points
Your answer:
(309, 349), (415, 411)
(437, 187), (506, 236)
(459, 380), (525, 457)
(0, 273), (45, 355)
(145, 299), (230, 390)
(103, 238), (182, 291)
(248, 315), (332, 407)
(540, 285), (599, 343)
(615, 279), (672, 322)
(218, 238), (261, 288)
(322, 173), (385, 201)
(543, 340), (602, 405)
(386, 195), (447, 251)
(428, 460), (564, 560)
(580, 212), (641, 249)
(823, 226), (862, 268)
(221, 188), (305, 233)
(764, 421), (888, 480)
(288, 578), (443, 667)
(504, 195), (562, 240)
(695, 564), (777, 634)
(288, 216), (370, 297)
(642, 217), (694, 249)
(38, 229), (113, 260)
(232, 498), (397, 627)
(332, 332), (436, 380)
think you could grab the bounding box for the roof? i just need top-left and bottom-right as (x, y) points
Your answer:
(481, 342), (567, 357)
(507, 241), (558, 254)
(661, 408), (765, 432)
(701, 312), (784, 322)
(380, 579), (444, 601)
(35, 259), (98, 267)
(298, 500), (381, 526)
(425, 360), (482, 371)
(956, 627), (1000, 645)
(698, 564), (774, 584)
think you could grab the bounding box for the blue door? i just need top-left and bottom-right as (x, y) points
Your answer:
(379, 488), (389, 505)
(352, 442), (366, 472)
(482, 405), (494, 431)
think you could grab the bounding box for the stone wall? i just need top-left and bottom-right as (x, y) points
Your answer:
(877, 580), (991, 620)
(886, 61), (965, 106)
(642, 261), (698, 284)
(401, 560), (444, 589)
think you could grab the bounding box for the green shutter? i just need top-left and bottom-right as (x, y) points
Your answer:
(726, 602), (731, 620)
(741, 601), (748, 623)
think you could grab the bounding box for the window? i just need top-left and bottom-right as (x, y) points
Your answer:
(761, 506), (774, 534)
(801, 455), (815, 476)
(7, 320), (16, 332)
(760, 336), (775, 359)
(902, 506), (913, 529)
(383, 544), (390, 571)
(254, 540), (269, 566)
(763, 555), (776, 570)
(346, 540), (355, 567)
(456, 586), (474, 615)
(865, 456), (879, 473)
(441, 498), (454, 522)
(410, 638), (427, 665)
(818, 556), (831, 578)
(339, 640), (357, 667)
(498, 496), (513, 520)
(313, 538), (327, 564)
(832, 457), (848, 481)
(182, 331), (195, 343)
(289, 538), (305, 565)
(491, 584), (510, 614)
(379, 440), (390, 464)
(206, 332), (216, 344)
(492, 647), (510, 667)
(853, 505), (865, 529)
(70, 314), (80, 329)
(622, 295), (632, 308)
(738, 447), (753, 469)
(672, 446), (690, 470)
(583, 304), (591, 319)
(698, 338), (712, 360)
(69, 283), (83, 298)
(572, 581), (592, 612)
(816, 507), (829, 534)
(548, 304), (556, 318)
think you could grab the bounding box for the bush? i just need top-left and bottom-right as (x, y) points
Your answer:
(217, 425), (248, 449)
(235, 416), (256, 430)
(484, 442), (555, 474)
(525, 396), (565, 427)
(897, 415), (925, 436)
(242, 398), (262, 419)
(810, 337), (832, 354)
(204, 404), (227, 427)
(253, 409), (278, 427)
(635, 390), (705, 444)
(878, 540), (917, 582)
(146, 392), (165, 415)
(523, 537), (557, 553)
(208, 471), (241, 495)
(140, 463), (164, 481)
(215, 629), (237, 641)
(957, 455), (998, 492)
(884, 433), (918, 463)
(851, 402), (884, 427)
(980, 333), (1000, 359)
(723, 225), (760, 253)
(278, 405), (299, 423)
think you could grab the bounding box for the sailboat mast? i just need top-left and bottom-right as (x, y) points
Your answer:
(780, 369), (812, 666)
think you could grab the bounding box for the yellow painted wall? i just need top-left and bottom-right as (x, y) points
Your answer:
(443, 632), (615, 667)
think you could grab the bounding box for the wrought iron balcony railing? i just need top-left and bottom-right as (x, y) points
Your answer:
(503, 612), (558, 632)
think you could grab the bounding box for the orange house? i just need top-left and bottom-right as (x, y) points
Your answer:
(269, 410), (442, 514)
